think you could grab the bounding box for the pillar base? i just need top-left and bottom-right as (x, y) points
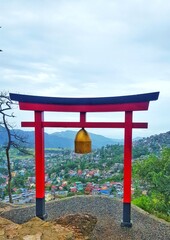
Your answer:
(121, 202), (132, 227)
(36, 197), (47, 220)
(121, 220), (132, 228)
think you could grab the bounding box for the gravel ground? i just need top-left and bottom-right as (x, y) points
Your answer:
(1, 195), (170, 240)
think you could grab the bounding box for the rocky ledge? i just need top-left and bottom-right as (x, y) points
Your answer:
(0, 213), (97, 240)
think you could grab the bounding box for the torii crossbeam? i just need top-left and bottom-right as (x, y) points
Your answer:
(10, 91), (159, 227)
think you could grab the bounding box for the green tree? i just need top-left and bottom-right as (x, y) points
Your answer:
(133, 148), (170, 215)
(12, 174), (25, 189)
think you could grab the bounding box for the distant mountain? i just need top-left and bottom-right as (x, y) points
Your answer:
(0, 127), (122, 149)
(1, 125), (170, 153)
(56, 130), (124, 148)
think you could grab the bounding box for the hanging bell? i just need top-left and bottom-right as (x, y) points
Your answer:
(74, 128), (91, 154)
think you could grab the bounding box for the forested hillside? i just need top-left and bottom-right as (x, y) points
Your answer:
(133, 131), (170, 158)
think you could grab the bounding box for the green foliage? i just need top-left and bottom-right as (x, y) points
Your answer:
(132, 195), (170, 222)
(11, 174), (26, 189)
(67, 192), (75, 197)
(98, 173), (123, 184)
(0, 177), (6, 185)
(132, 195), (153, 213)
(133, 148), (170, 219)
(67, 176), (85, 184)
(65, 161), (78, 170)
(133, 145), (149, 158)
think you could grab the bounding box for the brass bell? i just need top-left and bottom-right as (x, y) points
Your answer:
(74, 128), (91, 154)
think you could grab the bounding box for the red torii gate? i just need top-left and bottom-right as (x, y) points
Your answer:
(10, 92), (159, 227)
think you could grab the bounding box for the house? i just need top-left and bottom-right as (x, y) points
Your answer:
(74, 182), (84, 191)
(70, 187), (77, 193)
(69, 170), (77, 177)
(77, 170), (83, 176)
(99, 187), (111, 195)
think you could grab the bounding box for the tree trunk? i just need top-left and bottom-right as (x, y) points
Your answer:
(6, 148), (13, 203)
(3, 114), (13, 203)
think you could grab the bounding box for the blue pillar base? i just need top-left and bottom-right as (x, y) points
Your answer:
(36, 197), (48, 220)
(121, 220), (132, 228)
(121, 202), (132, 228)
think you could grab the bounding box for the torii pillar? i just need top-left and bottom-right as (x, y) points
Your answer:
(10, 91), (159, 227)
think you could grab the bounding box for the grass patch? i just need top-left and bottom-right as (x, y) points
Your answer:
(132, 196), (170, 222)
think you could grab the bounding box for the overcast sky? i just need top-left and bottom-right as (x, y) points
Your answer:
(0, 0), (170, 139)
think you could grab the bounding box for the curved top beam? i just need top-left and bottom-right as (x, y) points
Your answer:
(10, 92), (159, 105)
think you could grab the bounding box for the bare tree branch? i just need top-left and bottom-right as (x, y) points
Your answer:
(0, 91), (30, 203)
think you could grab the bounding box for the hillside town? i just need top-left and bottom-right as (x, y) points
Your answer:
(1, 131), (170, 205)
(0, 146), (125, 204)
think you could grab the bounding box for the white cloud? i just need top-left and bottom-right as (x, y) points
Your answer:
(0, 0), (170, 138)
